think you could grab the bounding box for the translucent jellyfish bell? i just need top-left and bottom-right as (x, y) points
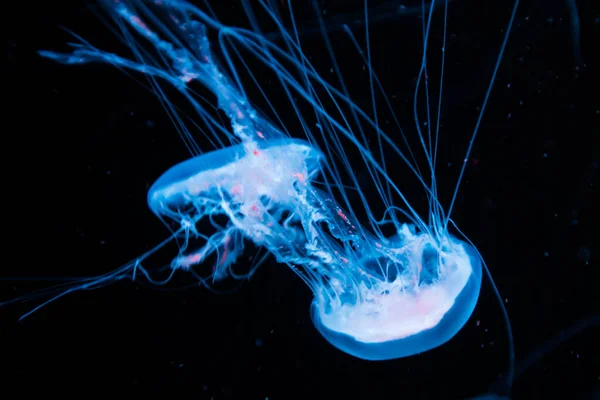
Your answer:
(146, 137), (323, 274)
(311, 232), (482, 361)
(148, 138), (322, 219)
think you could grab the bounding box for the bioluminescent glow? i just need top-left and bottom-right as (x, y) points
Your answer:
(13, 0), (518, 376)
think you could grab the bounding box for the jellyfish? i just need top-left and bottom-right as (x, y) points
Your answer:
(11, 0), (519, 390)
(146, 134), (482, 361)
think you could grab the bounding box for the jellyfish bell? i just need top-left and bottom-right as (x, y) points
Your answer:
(311, 228), (482, 361)
(146, 137), (324, 273)
(147, 138), (323, 220)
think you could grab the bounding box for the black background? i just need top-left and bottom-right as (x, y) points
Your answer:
(4, 0), (598, 399)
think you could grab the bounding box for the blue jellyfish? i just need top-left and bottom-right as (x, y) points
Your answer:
(12, 0), (520, 390)
(147, 134), (482, 361)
